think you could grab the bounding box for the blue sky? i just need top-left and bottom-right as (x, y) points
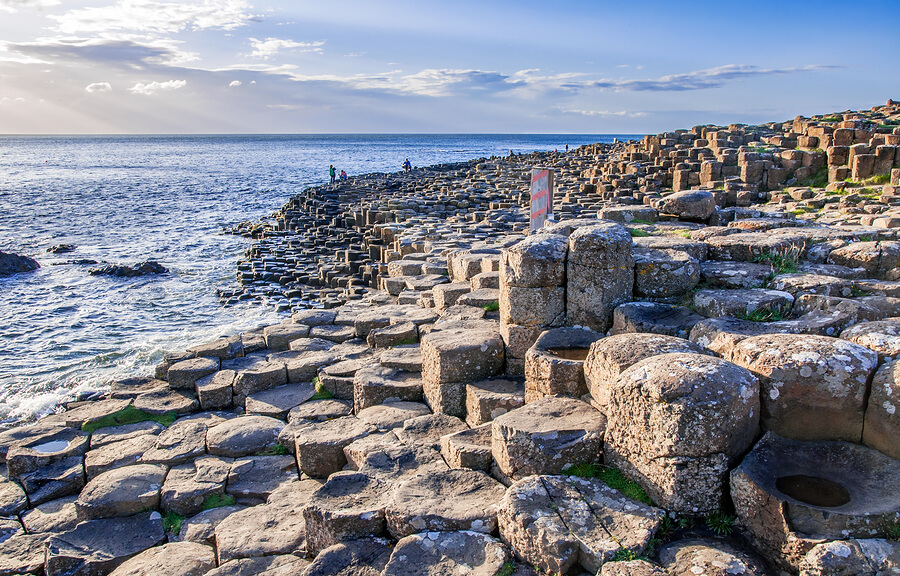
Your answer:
(0, 0), (897, 134)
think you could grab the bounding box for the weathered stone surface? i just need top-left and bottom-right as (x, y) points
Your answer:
(693, 288), (794, 318)
(206, 415), (284, 457)
(0, 476), (26, 516)
(706, 232), (806, 263)
(798, 538), (900, 576)
(187, 336), (243, 360)
(840, 318), (900, 361)
(227, 356), (288, 400)
(605, 353), (759, 514)
(20, 495), (79, 534)
(59, 398), (132, 429)
(500, 285), (566, 327)
(769, 273), (853, 298)
(196, 370), (235, 410)
(492, 396), (605, 481)
(584, 333), (707, 413)
(498, 475), (663, 574)
(725, 334), (877, 442)
(701, 260), (773, 289)
(632, 235), (708, 261)
(84, 433), (158, 479)
(356, 401), (431, 431)
(865, 359), (900, 459)
(245, 382), (315, 418)
(292, 309), (337, 327)
(378, 345), (423, 371)
(207, 555), (309, 576)
(441, 423), (492, 471)
(394, 413), (468, 450)
(89, 421), (163, 448)
(0, 250), (39, 277)
(655, 190), (716, 220)
(141, 418), (208, 465)
(161, 456), (231, 516)
(45, 512), (166, 576)
(288, 398), (352, 422)
(294, 416), (374, 478)
(524, 327), (603, 402)
(385, 468), (505, 538)
(17, 456), (84, 506)
(226, 455), (297, 502)
(167, 357), (220, 390)
(6, 426), (89, 478)
(456, 287), (499, 308)
(566, 222), (634, 332)
(263, 323), (310, 350)
(356, 440), (448, 482)
(465, 377), (525, 427)
(689, 316), (797, 355)
(107, 541), (216, 576)
(214, 480), (318, 564)
(658, 538), (771, 576)
(302, 537), (392, 576)
(501, 233), (567, 288)
(0, 533), (46, 576)
(599, 560), (669, 576)
(633, 247), (699, 298)
(0, 421), (65, 463)
(176, 505), (245, 545)
(609, 302), (704, 339)
(828, 241), (900, 279)
(731, 432), (900, 572)
(382, 531), (509, 576)
(354, 365), (423, 411)
(302, 471), (389, 556)
(133, 388), (198, 415)
(75, 464), (167, 520)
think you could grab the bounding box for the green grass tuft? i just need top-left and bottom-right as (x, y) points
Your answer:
(310, 377), (334, 400)
(887, 522), (900, 541)
(629, 228), (651, 237)
(82, 404), (177, 433)
(753, 250), (800, 275)
(735, 307), (788, 323)
(257, 444), (290, 456)
(392, 337), (419, 346)
(611, 548), (637, 562)
(564, 463), (653, 505)
(705, 511), (736, 536)
(820, 115), (843, 122)
(200, 493), (236, 511)
(483, 301), (500, 312)
(493, 562), (516, 576)
(162, 510), (185, 534)
(797, 166), (829, 189)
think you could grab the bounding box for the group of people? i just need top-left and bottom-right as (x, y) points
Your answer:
(328, 165), (347, 185)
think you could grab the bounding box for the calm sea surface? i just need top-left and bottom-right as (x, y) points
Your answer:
(0, 134), (632, 425)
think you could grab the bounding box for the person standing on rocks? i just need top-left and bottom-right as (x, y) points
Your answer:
(329, 165), (336, 185)
(403, 158), (411, 172)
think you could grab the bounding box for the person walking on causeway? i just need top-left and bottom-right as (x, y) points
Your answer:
(329, 165), (336, 185)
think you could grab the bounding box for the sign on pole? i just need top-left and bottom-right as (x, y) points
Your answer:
(530, 167), (554, 234)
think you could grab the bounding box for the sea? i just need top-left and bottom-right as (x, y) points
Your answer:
(0, 133), (633, 427)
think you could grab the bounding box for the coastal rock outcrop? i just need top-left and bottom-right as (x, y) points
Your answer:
(0, 250), (39, 276)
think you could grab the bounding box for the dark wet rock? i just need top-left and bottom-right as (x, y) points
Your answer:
(89, 260), (168, 277)
(48, 244), (76, 254)
(301, 537), (392, 576)
(302, 471), (389, 556)
(20, 495), (79, 534)
(0, 250), (39, 276)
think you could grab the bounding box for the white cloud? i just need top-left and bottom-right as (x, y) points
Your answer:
(51, 0), (255, 35)
(582, 64), (838, 92)
(0, 96), (26, 104)
(228, 80), (241, 87)
(249, 38), (324, 59)
(0, 0), (60, 13)
(2, 36), (197, 67)
(86, 82), (112, 92)
(129, 79), (186, 95)
(556, 108), (647, 118)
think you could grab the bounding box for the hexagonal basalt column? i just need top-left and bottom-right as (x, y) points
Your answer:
(524, 327), (604, 402)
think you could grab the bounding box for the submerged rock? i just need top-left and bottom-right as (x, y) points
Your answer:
(89, 260), (168, 277)
(0, 251), (39, 276)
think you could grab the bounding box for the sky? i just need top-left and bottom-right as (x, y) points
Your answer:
(0, 0), (898, 135)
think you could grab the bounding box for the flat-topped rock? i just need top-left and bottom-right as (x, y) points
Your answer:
(658, 538), (770, 576)
(75, 463), (166, 520)
(769, 273), (853, 298)
(700, 260), (773, 289)
(107, 541), (216, 576)
(20, 495), (79, 535)
(357, 440), (448, 482)
(465, 377), (525, 427)
(226, 455), (297, 502)
(161, 456), (231, 516)
(492, 396), (605, 481)
(356, 401), (431, 431)
(244, 382), (314, 418)
(632, 247), (699, 299)
(726, 333), (877, 442)
(84, 432), (159, 479)
(394, 413), (468, 449)
(382, 531), (509, 576)
(632, 234), (708, 261)
(133, 388), (198, 415)
(0, 533), (46, 575)
(176, 504), (245, 545)
(693, 287), (794, 318)
(89, 421), (163, 448)
(353, 365), (423, 411)
(441, 423), (492, 471)
(6, 426), (90, 478)
(287, 398), (352, 422)
(302, 471), (389, 555)
(294, 416), (374, 478)
(498, 475), (663, 574)
(609, 302), (705, 339)
(302, 537), (392, 576)
(378, 344), (423, 371)
(16, 455), (85, 506)
(167, 357), (220, 390)
(524, 327), (604, 402)
(141, 418), (208, 465)
(840, 318), (900, 361)
(501, 233), (567, 288)
(584, 333), (708, 413)
(386, 468), (505, 538)
(828, 240), (900, 279)
(263, 323), (310, 350)
(45, 512), (165, 576)
(706, 232), (806, 262)
(206, 415), (284, 457)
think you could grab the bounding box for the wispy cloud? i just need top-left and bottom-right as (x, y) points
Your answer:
(50, 0), (256, 35)
(85, 82), (112, 92)
(579, 64), (838, 92)
(0, 96), (27, 104)
(228, 80), (241, 87)
(2, 36), (197, 67)
(249, 38), (324, 59)
(556, 108), (647, 118)
(0, 0), (59, 13)
(129, 79), (186, 94)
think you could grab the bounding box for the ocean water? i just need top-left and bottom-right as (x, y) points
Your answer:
(0, 133), (630, 426)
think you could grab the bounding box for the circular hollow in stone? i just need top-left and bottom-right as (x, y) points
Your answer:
(546, 347), (590, 361)
(775, 475), (851, 508)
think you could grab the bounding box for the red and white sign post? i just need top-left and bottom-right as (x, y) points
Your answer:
(530, 167), (554, 234)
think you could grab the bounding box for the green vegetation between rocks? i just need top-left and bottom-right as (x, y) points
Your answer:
(753, 250), (799, 275)
(705, 510), (736, 536)
(493, 563), (516, 576)
(310, 377), (334, 400)
(564, 463), (653, 506)
(735, 307), (788, 323)
(629, 228), (651, 237)
(82, 404), (177, 433)
(162, 510), (184, 534)
(200, 493), (236, 511)
(483, 301), (500, 312)
(392, 337), (419, 346)
(256, 444), (290, 456)
(797, 166), (829, 189)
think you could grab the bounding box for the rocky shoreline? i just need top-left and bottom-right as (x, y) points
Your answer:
(2, 101), (900, 575)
